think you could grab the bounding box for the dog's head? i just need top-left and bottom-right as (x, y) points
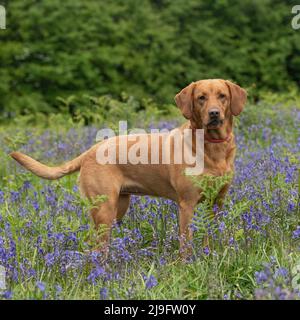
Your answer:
(175, 79), (247, 130)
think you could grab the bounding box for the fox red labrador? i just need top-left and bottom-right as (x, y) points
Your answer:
(10, 79), (247, 256)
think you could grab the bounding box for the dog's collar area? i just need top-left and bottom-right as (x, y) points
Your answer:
(190, 126), (232, 143)
(204, 134), (232, 143)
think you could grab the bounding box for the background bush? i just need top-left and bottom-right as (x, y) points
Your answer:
(0, 0), (299, 118)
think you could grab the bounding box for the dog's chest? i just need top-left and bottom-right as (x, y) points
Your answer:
(204, 144), (236, 175)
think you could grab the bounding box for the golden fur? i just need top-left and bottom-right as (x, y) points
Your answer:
(10, 79), (247, 256)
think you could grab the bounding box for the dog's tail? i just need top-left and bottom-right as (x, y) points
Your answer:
(10, 151), (87, 180)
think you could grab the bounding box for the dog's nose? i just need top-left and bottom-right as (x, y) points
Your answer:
(209, 109), (220, 118)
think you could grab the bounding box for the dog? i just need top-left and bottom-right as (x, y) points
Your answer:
(10, 79), (247, 256)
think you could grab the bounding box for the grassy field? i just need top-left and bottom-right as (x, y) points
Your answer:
(0, 95), (299, 300)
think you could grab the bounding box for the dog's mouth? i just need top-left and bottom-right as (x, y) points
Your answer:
(206, 118), (224, 129)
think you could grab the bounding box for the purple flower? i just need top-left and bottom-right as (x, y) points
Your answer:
(145, 275), (158, 289)
(229, 237), (235, 246)
(68, 233), (77, 242)
(274, 267), (288, 279)
(203, 246), (210, 256)
(87, 266), (106, 284)
(10, 191), (20, 202)
(100, 287), (108, 300)
(55, 284), (62, 299)
(36, 281), (46, 291)
(288, 201), (295, 212)
(292, 226), (300, 239)
(0, 190), (4, 204)
(2, 291), (13, 299)
(218, 221), (225, 233)
(255, 271), (268, 284)
(55, 284), (62, 293)
(44, 253), (56, 267)
(23, 181), (32, 190)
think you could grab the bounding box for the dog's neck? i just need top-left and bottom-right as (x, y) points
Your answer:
(187, 117), (236, 170)
(189, 117), (234, 144)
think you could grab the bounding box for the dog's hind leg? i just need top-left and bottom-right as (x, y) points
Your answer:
(89, 194), (118, 253)
(117, 194), (131, 221)
(79, 164), (121, 253)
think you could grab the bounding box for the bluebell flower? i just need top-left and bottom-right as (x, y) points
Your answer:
(203, 246), (210, 256)
(255, 271), (268, 284)
(2, 290), (13, 299)
(0, 190), (5, 204)
(292, 226), (300, 239)
(36, 281), (46, 292)
(274, 267), (288, 279)
(218, 221), (225, 233)
(145, 275), (158, 289)
(100, 287), (108, 300)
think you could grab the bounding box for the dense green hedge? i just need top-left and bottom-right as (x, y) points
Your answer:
(0, 0), (299, 116)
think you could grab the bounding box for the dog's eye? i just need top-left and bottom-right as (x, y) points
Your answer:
(219, 93), (226, 99)
(198, 95), (206, 102)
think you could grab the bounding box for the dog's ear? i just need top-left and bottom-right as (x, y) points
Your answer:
(225, 80), (247, 116)
(174, 82), (196, 119)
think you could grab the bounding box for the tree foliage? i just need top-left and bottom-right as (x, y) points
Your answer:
(0, 0), (299, 116)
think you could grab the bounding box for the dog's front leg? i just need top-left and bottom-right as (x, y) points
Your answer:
(178, 202), (195, 259)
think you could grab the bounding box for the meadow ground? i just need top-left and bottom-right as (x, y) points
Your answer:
(0, 96), (299, 300)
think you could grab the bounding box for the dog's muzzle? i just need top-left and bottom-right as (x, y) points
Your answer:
(207, 109), (223, 127)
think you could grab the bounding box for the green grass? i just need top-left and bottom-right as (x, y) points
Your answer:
(0, 95), (299, 300)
